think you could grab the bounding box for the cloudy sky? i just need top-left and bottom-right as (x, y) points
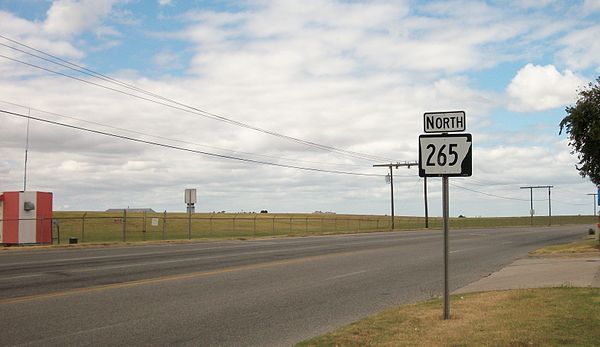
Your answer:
(0, 0), (599, 217)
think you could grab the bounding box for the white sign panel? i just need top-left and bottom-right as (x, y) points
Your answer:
(184, 188), (197, 204)
(151, 218), (159, 226)
(419, 133), (472, 177)
(424, 111), (466, 133)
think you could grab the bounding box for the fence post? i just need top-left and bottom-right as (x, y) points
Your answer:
(253, 214), (257, 236)
(233, 214), (237, 234)
(376, 218), (380, 230)
(162, 210), (167, 240)
(56, 220), (60, 245)
(289, 217), (292, 233)
(321, 218), (324, 232)
(210, 214), (214, 233)
(81, 212), (87, 243)
(358, 218), (361, 231)
(305, 217), (308, 233)
(122, 209), (127, 242)
(334, 217), (337, 232)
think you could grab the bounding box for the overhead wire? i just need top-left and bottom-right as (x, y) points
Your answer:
(1, 36), (592, 208)
(3, 103), (590, 206)
(451, 181), (594, 207)
(0, 34), (393, 163)
(0, 108), (384, 177)
(450, 182), (544, 202)
(0, 99), (370, 170)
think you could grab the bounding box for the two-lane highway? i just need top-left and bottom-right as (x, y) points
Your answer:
(0, 225), (587, 346)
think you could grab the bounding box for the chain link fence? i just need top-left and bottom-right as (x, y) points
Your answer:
(47, 212), (406, 244)
(1, 213), (596, 245)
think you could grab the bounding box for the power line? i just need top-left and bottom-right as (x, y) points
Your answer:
(450, 182), (532, 201)
(0, 99), (370, 170)
(0, 108), (384, 177)
(452, 181), (589, 207)
(5, 109), (580, 203)
(0, 35), (393, 163)
(0, 51), (387, 163)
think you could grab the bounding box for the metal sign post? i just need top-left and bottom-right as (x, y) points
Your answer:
(442, 176), (449, 319)
(418, 111), (472, 320)
(185, 189), (197, 240)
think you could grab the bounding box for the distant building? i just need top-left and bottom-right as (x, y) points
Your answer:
(106, 208), (156, 213)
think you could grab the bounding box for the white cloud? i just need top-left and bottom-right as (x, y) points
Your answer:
(152, 49), (181, 68)
(583, 0), (600, 12)
(510, 0), (557, 10)
(0, 1), (124, 60)
(506, 64), (584, 112)
(43, 0), (119, 38)
(0, 1), (598, 216)
(0, 11), (83, 59)
(557, 25), (600, 71)
(159, 0), (173, 6)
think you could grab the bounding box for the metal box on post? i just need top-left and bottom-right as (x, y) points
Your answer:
(0, 191), (53, 245)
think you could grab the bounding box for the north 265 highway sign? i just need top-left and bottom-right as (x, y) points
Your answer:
(418, 133), (472, 177)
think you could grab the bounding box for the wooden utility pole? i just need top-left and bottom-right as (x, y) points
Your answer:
(373, 161), (418, 230)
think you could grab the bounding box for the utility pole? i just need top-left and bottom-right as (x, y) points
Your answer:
(520, 185), (554, 226)
(587, 193), (598, 216)
(23, 112), (30, 192)
(374, 161), (418, 230)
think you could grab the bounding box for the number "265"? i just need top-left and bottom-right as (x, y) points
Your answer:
(425, 144), (459, 166)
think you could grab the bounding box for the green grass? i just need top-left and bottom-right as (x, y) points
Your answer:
(47, 212), (597, 245)
(297, 288), (600, 347)
(530, 238), (600, 255)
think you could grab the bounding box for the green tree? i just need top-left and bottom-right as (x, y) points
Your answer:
(560, 77), (600, 186)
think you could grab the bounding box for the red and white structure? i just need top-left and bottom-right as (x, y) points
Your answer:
(0, 191), (53, 245)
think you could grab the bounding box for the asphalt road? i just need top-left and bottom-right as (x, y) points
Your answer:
(0, 225), (588, 346)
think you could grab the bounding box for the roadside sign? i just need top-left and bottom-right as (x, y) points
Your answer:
(419, 110), (472, 320)
(184, 188), (197, 204)
(151, 218), (159, 227)
(418, 133), (472, 177)
(423, 111), (466, 133)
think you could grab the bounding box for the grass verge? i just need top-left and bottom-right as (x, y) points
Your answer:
(297, 288), (600, 347)
(529, 238), (600, 255)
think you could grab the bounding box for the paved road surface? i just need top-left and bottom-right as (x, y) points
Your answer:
(0, 225), (587, 346)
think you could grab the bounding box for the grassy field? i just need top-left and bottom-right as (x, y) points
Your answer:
(297, 287), (600, 347)
(47, 211), (598, 244)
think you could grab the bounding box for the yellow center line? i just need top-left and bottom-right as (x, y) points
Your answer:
(0, 248), (374, 306)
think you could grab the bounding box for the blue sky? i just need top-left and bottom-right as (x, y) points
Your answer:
(1, 0), (599, 217)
